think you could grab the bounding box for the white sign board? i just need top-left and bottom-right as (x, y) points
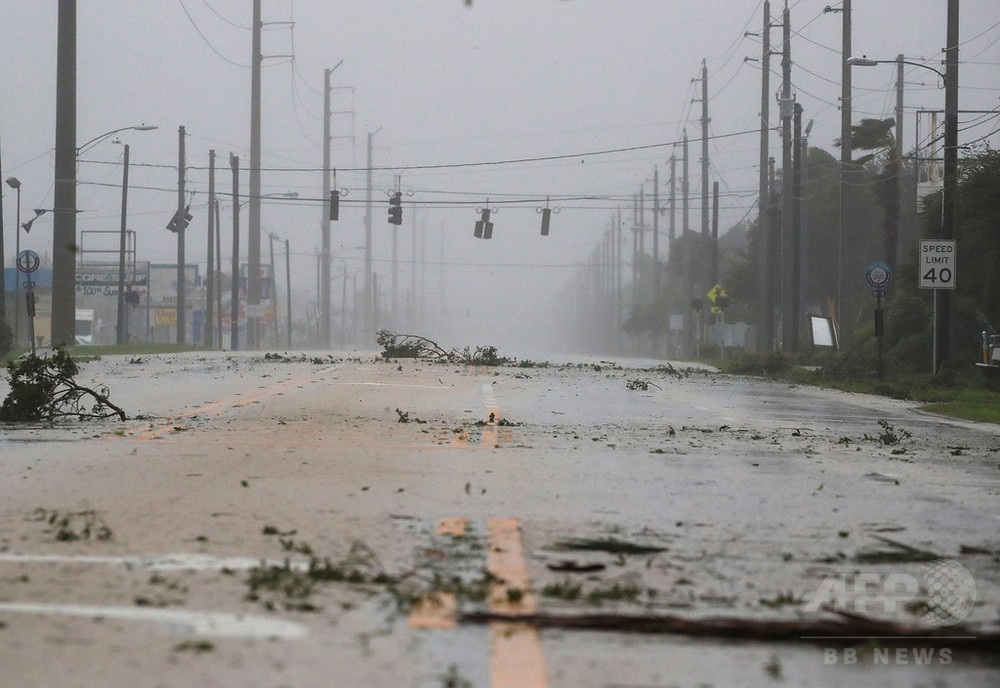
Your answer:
(919, 239), (956, 289)
(669, 314), (684, 332)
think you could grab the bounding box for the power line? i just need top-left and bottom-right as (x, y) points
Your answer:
(176, 0), (250, 68)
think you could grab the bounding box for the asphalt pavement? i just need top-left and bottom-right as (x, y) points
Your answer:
(0, 350), (998, 687)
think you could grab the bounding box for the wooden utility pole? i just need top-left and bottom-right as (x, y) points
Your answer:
(52, 0), (77, 346)
(682, 130), (690, 234)
(321, 67), (332, 349)
(838, 0), (852, 336)
(779, 1), (795, 352)
(176, 126), (186, 344)
(940, 0), (960, 369)
(206, 150), (215, 348)
(791, 103), (803, 350)
(758, 0), (773, 351)
(229, 154), (240, 351)
(653, 166), (660, 295)
(247, 0), (262, 349)
(700, 59), (710, 237)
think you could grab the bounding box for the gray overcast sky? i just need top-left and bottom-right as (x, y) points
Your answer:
(2, 1), (998, 352)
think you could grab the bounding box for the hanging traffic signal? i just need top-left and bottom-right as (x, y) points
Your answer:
(540, 208), (551, 236)
(166, 205), (193, 233)
(387, 192), (402, 225)
(329, 189), (340, 221)
(474, 206), (494, 239)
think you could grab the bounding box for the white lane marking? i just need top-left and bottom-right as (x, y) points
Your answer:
(0, 552), (310, 572)
(482, 384), (499, 410)
(330, 382), (448, 390)
(0, 603), (308, 639)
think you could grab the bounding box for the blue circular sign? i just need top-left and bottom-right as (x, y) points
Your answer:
(866, 261), (892, 289)
(16, 249), (40, 274)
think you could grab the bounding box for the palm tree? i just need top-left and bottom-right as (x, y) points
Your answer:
(836, 118), (900, 269)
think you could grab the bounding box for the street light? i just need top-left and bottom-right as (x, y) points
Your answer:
(847, 56), (946, 85)
(52, 123), (157, 346)
(5, 177), (21, 346)
(76, 124), (158, 156)
(849, 52), (955, 373)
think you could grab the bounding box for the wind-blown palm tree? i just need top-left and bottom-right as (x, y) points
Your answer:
(837, 118), (900, 269)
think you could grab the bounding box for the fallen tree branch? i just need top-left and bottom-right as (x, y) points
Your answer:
(457, 610), (1000, 649)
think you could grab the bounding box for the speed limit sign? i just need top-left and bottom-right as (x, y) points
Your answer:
(919, 240), (956, 290)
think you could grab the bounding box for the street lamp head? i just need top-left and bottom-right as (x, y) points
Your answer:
(5, 176), (21, 190)
(133, 124), (158, 132)
(847, 56), (880, 67)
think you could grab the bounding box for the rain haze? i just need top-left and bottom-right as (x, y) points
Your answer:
(2, 0), (999, 354)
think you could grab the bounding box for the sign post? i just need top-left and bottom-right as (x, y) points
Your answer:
(16, 250), (40, 356)
(866, 262), (892, 380)
(919, 240), (957, 374)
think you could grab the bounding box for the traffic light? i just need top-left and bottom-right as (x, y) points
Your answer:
(474, 207), (493, 239)
(540, 207), (551, 236)
(166, 205), (193, 233)
(329, 189), (340, 221)
(387, 192), (402, 225)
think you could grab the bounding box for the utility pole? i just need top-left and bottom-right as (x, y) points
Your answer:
(698, 59), (710, 237)
(364, 129), (379, 342)
(115, 144), (129, 345)
(392, 175), (400, 328)
(410, 209), (417, 331)
(51, 0), (76, 346)
(940, 0), (959, 369)
(711, 181), (720, 287)
(229, 154), (240, 351)
(779, 1), (795, 352)
(269, 232), (278, 344)
(176, 125), (186, 344)
(669, 153), (677, 244)
(631, 193), (638, 304)
(757, 0), (773, 352)
(839, 0), (852, 337)
(215, 199), (222, 344)
(321, 67), (332, 349)
(206, 150), (215, 348)
(791, 102), (803, 351)
(682, 130), (690, 234)
(285, 239), (292, 348)
(247, 0), (262, 350)
(615, 208), (623, 353)
(653, 166), (660, 295)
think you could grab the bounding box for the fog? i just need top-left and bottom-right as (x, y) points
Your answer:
(2, 1), (998, 358)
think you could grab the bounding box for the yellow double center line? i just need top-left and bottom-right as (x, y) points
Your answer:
(122, 366), (338, 441)
(409, 517), (548, 688)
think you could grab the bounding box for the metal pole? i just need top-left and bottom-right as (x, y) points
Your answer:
(230, 154), (240, 351)
(14, 186), (20, 345)
(701, 59), (709, 237)
(364, 130), (375, 342)
(116, 144), (129, 344)
(269, 232), (278, 345)
(215, 200), (223, 345)
(285, 239), (292, 349)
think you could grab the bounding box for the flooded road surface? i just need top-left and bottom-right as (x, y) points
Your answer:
(0, 351), (998, 687)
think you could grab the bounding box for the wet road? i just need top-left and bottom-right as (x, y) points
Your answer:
(0, 351), (998, 687)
